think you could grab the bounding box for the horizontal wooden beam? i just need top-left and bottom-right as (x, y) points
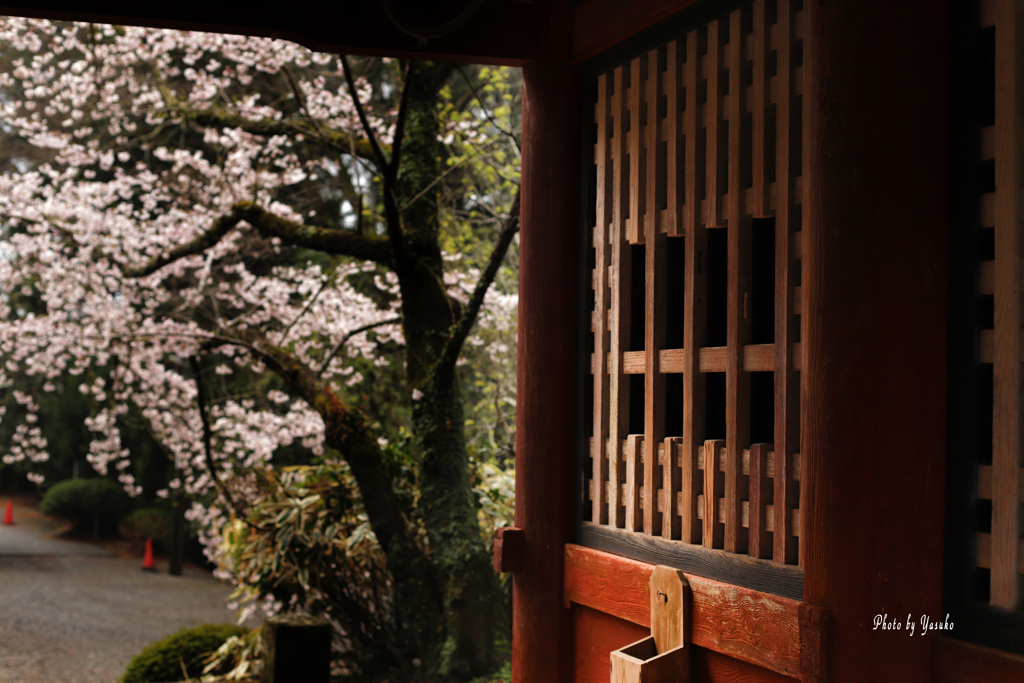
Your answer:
(0, 1), (537, 65)
(572, 1), (805, 63)
(564, 543), (821, 679)
(578, 523), (803, 600)
(592, 343), (803, 374)
(976, 465), (1024, 500)
(932, 635), (1024, 683)
(975, 532), (1024, 574)
(977, 329), (1024, 363)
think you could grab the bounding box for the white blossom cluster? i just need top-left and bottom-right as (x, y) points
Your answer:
(0, 18), (518, 588)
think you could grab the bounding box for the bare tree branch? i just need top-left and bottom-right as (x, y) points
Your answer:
(122, 202), (393, 278)
(189, 354), (244, 517)
(387, 61), (415, 179)
(340, 56), (389, 174)
(317, 317), (402, 379)
(340, 56), (412, 274)
(437, 188), (519, 377)
(456, 66), (521, 154)
(280, 265), (342, 344)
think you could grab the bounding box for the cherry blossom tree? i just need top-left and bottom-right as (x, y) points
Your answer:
(0, 17), (520, 679)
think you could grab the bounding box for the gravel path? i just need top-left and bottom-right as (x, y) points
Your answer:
(0, 501), (246, 683)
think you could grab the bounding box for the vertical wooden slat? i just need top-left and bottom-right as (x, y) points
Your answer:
(592, 74), (611, 526)
(703, 439), (726, 548)
(666, 41), (684, 237)
(629, 56), (647, 244)
(626, 434), (644, 532)
(775, 0), (800, 566)
(663, 437), (683, 538)
(724, 8), (752, 555)
(645, 48), (666, 537)
(751, 0), (769, 218)
(681, 28), (707, 545)
(705, 20), (725, 228)
(609, 66), (632, 529)
(748, 443), (773, 559)
(991, 0), (1023, 609)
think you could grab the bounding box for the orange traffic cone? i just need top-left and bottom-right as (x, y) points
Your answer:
(3, 500), (12, 525)
(141, 538), (158, 572)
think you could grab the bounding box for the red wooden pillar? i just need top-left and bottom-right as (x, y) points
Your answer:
(514, 1), (577, 681)
(802, 0), (948, 680)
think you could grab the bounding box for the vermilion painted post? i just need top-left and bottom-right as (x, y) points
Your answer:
(515, 1), (577, 681)
(801, 0), (948, 680)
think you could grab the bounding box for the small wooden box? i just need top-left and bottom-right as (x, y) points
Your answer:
(610, 565), (691, 683)
(610, 636), (688, 683)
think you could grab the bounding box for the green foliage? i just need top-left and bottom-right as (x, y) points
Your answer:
(218, 462), (395, 678)
(213, 451), (513, 680)
(120, 624), (249, 683)
(468, 661), (512, 683)
(40, 477), (131, 530)
(119, 507), (173, 552)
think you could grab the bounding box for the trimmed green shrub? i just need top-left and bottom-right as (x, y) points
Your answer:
(40, 478), (131, 532)
(119, 507), (173, 552)
(120, 624), (249, 683)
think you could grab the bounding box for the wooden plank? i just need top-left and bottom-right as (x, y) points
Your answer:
(625, 434), (644, 532)
(609, 66), (632, 529)
(976, 464), (1024, 500)
(681, 27), (707, 546)
(572, 605), (650, 683)
(643, 47), (666, 537)
(703, 439), (726, 549)
(982, 191), (995, 228)
(705, 19), (725, 228)
(751, 0), (770, 218)
(666, 40), (684, 237)
(628, 55), (646, 244)
(493, 526), (526, 573)
(699, 346), (727, 373)
(663, 435), (683, 537)
(592, 74), (612, 525)
(564, 542), (809, 677)
(992, 0), (1024, 609)
(974, 532), (1024, 573)
(571, 0), (704, 64)
(748, 443), (773, 560)
(932, 635), (1024, 683)
(774, 0), (800, 567)
(623, 343), (778, 374)
(725, 7), (752, 555)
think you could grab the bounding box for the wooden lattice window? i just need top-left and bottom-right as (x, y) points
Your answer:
(581, 0), (806, 597)
(946, 0), (1024, 654)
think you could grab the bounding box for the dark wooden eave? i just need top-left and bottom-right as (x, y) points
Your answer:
(0, 0), (538, 65)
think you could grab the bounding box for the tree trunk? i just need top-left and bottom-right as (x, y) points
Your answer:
(169, 496), (185, 576)
(397, 62), (506, 679)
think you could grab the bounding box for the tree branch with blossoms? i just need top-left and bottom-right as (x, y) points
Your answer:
(121, 202), (393, 278)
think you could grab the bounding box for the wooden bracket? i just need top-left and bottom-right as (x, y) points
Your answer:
(610, 566), (691, 682)
(493, 526), (525, 573)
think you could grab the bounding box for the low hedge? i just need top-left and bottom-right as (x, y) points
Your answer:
(119, 507), (173, 553)
(40, 478), (131, 532)
(120, 623), (249, 683)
